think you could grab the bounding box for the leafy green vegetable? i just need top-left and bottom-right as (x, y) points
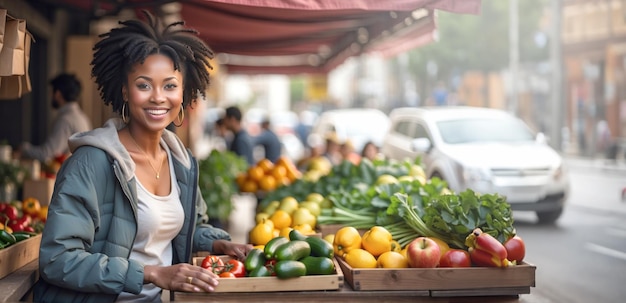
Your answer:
(197, 150), (248, 223)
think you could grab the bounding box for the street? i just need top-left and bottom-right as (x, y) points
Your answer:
(515, 158), (626, 303)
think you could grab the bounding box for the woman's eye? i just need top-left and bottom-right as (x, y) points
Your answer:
(165, 83), (178, 90)
(136, 83), (150, 90)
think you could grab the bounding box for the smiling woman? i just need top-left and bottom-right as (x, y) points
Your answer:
(33, 10), (254, 303)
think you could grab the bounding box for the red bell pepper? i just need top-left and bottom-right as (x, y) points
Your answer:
(465, 228), (512, 267)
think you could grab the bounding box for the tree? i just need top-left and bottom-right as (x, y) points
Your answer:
(407, 0), (550, 96)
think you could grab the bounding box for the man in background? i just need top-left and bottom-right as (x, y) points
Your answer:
(224, 105), (254, 165)
(20, 73), (92, 164)
(253, 118), (282, 163)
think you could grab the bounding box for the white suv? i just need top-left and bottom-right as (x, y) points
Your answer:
(381, 106), (569, 224)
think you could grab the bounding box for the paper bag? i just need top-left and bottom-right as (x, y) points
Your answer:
(0, 9), (7, 53)
(0, 75), (22, 99)
(0, 14), (26, 76)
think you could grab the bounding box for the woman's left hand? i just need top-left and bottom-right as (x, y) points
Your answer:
(213, 240), (253, 260)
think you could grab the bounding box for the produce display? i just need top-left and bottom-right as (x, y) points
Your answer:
(237, 157), (301, 193)
(0, 197), (45, 249)
(200, 229), (336, 279)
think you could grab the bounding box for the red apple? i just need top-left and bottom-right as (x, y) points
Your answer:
(439, 249), (471, 268)
(503, 235), (525, 263)
(406, 237), (441, 268)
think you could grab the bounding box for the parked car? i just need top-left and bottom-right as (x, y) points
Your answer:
(309, 108), (390, 154)
(381, 106), (569, 224)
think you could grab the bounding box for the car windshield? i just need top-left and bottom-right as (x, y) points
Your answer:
(437, 117), (535, 144)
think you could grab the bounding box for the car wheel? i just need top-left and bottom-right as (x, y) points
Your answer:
(536, 208), (563, 225)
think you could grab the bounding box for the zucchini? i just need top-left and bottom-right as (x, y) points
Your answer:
(300, 256), (335, 275)
(244, 248), (267, 272)
(274, 240), (311, 261)
(305, 236), (334, 258)
(264, 236), (289, 259)
(288, 229), (308, 241)
(274, 260), (306, 279)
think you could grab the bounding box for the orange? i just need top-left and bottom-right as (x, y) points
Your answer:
(240, 179), (258, 193)
(258, 175), (277, 191)
(247, 166), (265, 182)
(235, 173), (248, 188)
(269, 209), (292, 230)
(257, 158), (274, 173)
(271, 165), (287, 181)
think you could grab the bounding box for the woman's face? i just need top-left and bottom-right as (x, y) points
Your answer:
(124, 54), (183, 132)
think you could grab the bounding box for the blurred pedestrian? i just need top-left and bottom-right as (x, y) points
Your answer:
(361, 141), (381, 161)
(224, 105), (254, 165)
(340, 139), (361, 165)
(20, 73), (92, 164)
(322, 132), (341, 165)
(253, 118), (282, 163)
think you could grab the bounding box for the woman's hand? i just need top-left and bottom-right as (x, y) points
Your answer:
(144, 263), (219, 293)
(212, 239), (254, 261)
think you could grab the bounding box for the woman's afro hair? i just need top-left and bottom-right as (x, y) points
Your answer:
(91, 10), (214, 113)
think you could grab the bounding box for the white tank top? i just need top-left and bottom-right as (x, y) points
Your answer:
(116, 144), (184, 302)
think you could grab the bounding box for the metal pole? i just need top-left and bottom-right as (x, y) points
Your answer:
(550, 0), (563, 151)
(509, 0), (519, 114)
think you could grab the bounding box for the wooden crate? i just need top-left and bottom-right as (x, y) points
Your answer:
(0, 234), (41, 280)
(336, 256), (535, 296)
(178, 256), (343, 294)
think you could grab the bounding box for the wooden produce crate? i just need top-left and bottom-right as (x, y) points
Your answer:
(177, 256), (343, 295)
(0, 234), (41, 280)
(336, 256), (536, 296)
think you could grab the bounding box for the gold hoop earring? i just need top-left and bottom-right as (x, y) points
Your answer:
(174, 109), (185, 127)
(121, 102), (129, 124)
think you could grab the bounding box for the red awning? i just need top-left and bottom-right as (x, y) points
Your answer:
(180, 0), (481, 74)
(39, 0), (482, 74)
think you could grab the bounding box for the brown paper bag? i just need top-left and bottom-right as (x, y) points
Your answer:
(0, 75), (22, 99)
(0, 9), (7, 53)
(0, 14), (26, 76)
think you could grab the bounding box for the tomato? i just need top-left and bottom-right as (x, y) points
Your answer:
(225, 259), (245, 278)
(504, 235), (526, 263)
(219, 271), (236, 278)
(439, 249), (471, 268)
(264, 259), (277, 276)
(201, 255), (225, 274)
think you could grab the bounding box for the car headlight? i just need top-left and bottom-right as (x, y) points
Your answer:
(460, 166), (492, 185)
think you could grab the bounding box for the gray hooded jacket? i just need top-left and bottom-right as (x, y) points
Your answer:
(33, 118), (231, 303)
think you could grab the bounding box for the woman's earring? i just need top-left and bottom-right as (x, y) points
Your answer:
(174, 108), (185, 127)
(122, 102), (129, 124)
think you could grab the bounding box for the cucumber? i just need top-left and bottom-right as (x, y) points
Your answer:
(244, 248), (267, 272)
(288, 229), (308, 241)
(274, 260), (306, 279)
(300, 256), (335, 275)
(274, 240), (311, 261)
(264, 236), (289, 259)
(248, 265), (271, 277)
(305, 236), (334, 258)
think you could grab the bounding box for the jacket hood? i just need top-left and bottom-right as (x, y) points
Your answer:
(68, 118), (191, 181)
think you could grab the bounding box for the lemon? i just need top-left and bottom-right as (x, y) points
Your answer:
(278, 196), (299, 215)
(306, 193), (325, 204)
(427, 236), (451, 258)
(323, 234), (335, 245)
(377, 251), (408, 268)
(344, 248), (377, 268)
(269, 209), (292, 230)
(255, 212), (270, 224)
(376, 174), (399, 185)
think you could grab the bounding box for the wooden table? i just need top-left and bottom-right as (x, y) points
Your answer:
(0, 260), (38, 302)
(173, 287), (542, 303)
